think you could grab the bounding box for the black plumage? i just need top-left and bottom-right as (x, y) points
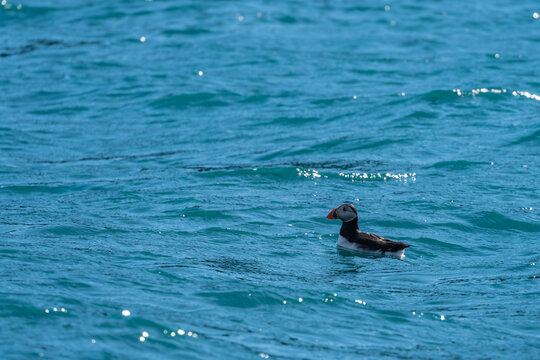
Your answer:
(339, 216), (410, 253)
(328, 203), (410, 253)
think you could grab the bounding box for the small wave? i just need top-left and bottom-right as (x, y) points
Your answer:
(0, 184), (83, 194)
(255, 138), (409, 160)
(163, 27), (212, 36)
(181, 208), (234, 220)
(507, 128), (540, 146)
(35, 149), (187, 164)
(344, 5), (381, 12)
(0, 39), (97, 58)
(334, 170), (416, 182)
(196, 290), (284, 308)
(274, 14), (314, 24)
(466, 211), (540, 233)
(189, 160), (385, 174)
(239, 94), (271, 104)
(260, 167), (416, 182)
(36, 225), (100, 236)
(1, 2), (48, 14)
(311, 97), (350, 106)
(413, 237), (473, 252)
(453, 88), (540, 102)
(427, 160), (488, 170)
(194, 165), (416, 183)
(262, 116), (320, 127)
(416, 88), (540, 104)
(150, 92), (235, 109)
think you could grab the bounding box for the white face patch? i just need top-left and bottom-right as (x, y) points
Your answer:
(336, 204), (357, 222)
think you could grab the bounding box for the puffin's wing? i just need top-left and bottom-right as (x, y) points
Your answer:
(355, 231), (410, 252)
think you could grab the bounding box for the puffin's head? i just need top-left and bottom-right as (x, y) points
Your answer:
(326, 203), (358, 222)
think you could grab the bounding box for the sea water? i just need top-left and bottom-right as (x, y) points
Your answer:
(1, 0), (539, 358)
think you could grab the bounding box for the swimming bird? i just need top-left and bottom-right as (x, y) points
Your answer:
(326, 204), (410, 259)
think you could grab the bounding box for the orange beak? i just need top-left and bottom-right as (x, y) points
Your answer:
(326, 207), (338, 220)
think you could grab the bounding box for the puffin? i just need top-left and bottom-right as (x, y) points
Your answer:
(326, 204), (410, 259)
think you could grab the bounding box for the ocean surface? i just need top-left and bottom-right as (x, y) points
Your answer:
(1, 0), (539, 358)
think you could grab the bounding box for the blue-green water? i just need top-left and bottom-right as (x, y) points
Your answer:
(1, 0), (539, 358)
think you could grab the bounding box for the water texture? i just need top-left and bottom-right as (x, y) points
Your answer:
(1, 0), (539, 358)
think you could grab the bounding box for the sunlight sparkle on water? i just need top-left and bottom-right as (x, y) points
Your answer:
(297, 168), (322, 178)
(512, 90), (540, 101)
(122, 310), (131, 317)
(339, 172), (416, 182)
(453, 88), (540, 102)
(2, 1), (23, 10)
